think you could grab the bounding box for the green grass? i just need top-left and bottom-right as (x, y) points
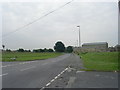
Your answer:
(80, 52), (119, 71)
(2, 52), (63, 62)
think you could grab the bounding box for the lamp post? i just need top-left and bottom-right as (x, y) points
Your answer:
(77, 26), (80, 47)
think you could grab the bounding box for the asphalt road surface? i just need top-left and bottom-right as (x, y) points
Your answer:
(2, 53), (118, 89)
(2, 53), (82, 88)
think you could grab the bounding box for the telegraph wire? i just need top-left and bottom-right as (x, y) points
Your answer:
(2, 0), (74, 39)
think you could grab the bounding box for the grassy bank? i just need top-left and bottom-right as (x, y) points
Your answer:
(80, 52), (119, 71)
(2, 52), (63, 62)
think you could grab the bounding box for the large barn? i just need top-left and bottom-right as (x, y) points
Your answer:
(81, 42), (108, 52)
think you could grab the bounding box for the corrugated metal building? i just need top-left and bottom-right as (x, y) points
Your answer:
(81, 42), (108, 52)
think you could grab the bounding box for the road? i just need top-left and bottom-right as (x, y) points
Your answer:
(2, 53), (118, 89)
(2, 53), (82, 88)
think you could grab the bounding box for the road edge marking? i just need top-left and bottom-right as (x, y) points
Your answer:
(40, 67), (70, 90)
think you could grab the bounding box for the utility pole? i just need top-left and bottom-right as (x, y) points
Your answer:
(77, 26), (80, 47)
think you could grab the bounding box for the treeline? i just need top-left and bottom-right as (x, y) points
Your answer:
(5, 48), (31, 52)
(4, 48), (54, 53)
(2, 41), (73, 53)
(33, 48), (54, 52)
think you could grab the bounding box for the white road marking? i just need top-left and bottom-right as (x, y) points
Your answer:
(76, 71), (85, 73)
(19, 62), (31, 64)
(40, 67), (70, 90)
(50, 79), (54, 82)
(54, 76), (58, 79)
(60, 70), (65, 74)
(46, 83), (51, 87)
(20, 66), (35, 71)
(2, 61), (38, 68)
(57, 74), (61, 77)
(1, 64), (16, 68)
(0, 73), (8, 76)
(41, 87), (45, 90)
(19, 61), (37, 64)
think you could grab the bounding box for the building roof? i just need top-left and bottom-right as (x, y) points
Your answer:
(82, 42), (108, 46)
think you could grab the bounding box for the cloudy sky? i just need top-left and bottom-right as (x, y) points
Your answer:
(1, 0), (118, 50)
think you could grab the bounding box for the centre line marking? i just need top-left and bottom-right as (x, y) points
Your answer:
(20, 66), (35, 71)
(2, 63), (19, 68)
(2, 61), (38, 68)
(0, 73), (8, 77)
(2, 65), (13, 68)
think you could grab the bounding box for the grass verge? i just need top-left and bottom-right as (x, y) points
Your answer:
(80, 52), (119, 71)
(2, 52), (63, 62)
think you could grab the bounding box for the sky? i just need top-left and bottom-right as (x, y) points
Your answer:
(1, 0), (118, 50)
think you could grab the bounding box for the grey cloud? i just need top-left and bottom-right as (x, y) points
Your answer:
(2, 1), (118, 50)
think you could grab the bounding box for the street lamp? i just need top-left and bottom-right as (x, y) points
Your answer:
(77, 26), (80, 47)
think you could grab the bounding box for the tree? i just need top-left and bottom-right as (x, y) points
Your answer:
(6, 49), (11, 52)
(2, 45), (5, 50)
(43, 48), (47, 52)
(54, 41), (65, 52)
(17, 48), (24, 52)
(28, 50), (31, 52)
(33, 49), (39, 52)
(39, 49), (45, 52)
(24, 50), (31, 52)
(66, 46), (73, 53)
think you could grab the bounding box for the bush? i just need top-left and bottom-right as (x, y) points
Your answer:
(66, 46), (73, 53)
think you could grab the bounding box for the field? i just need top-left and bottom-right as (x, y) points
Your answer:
(2, 52), (63, 62)
(80, 52), (119, 71)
